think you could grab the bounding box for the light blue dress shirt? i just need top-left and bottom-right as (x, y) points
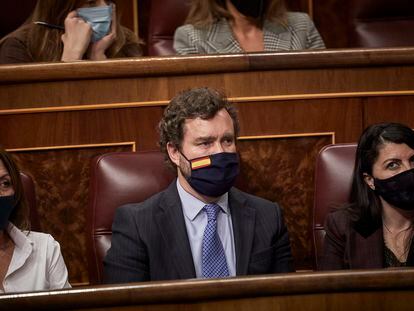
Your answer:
(176, 179), (236, 277)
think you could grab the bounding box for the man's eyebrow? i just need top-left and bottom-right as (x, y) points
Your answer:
(222, 133), (235, 138)
(0, 174), (10, 179)
(194, 136), (215, 142)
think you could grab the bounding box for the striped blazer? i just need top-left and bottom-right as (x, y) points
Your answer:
(174, 12), (325, 55)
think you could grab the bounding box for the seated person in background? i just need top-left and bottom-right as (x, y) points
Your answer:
(104, 87), (293, 283)
(174, 0), (325, 55)
(321, 123), (414, 270)
(0, 147), (70, 292)
(0, 0), (142, 64)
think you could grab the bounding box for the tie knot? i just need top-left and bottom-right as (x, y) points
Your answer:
(204, 203), (221, 221)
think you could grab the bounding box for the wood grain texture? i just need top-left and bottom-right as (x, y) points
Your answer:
(237, 135), (333, 268)
(1, 269), (414, 310)
(1, 48), (414, 84)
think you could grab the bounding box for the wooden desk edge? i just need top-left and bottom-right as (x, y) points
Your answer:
(1, 269), (414, 309)
(1, 47), (414, 84)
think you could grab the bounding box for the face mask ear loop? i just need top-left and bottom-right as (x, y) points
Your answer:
(179, 150), (191, 163)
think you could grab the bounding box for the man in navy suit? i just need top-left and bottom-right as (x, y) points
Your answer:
(104, 87), (293, 283)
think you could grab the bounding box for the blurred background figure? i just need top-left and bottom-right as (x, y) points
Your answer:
(174, 0), (325, 54)
(0, 147), (70, 293)
(0, 0), (142, 64)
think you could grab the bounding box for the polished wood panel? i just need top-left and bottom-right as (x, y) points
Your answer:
(1, 270), (413, 310)
(1, 48), (414, 85)
(238, 134), (334, 268)
(364, 96), (414, 128)
(0, 108), (164, 149)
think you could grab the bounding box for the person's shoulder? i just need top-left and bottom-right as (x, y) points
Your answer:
(1, 24), (33, 44)
(175, 23), (207, 39)
(25, 230), (52, 241)
(284, 12), (314, 28)
(24, 230), (61, 251)
(230, 188), (281, 212)
(175, 20), (224, 39)
(327, 207), (352, 220)
(116, 184), (174, 216)
(0, 24), (35, 64)
(325, 207), (353, 233)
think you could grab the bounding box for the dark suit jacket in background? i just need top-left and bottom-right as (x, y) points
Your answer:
(104, 181), (293, 283)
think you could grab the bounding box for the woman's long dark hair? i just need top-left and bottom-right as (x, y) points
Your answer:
(0, 147), (30, 231)
(348, 122), (414, 232)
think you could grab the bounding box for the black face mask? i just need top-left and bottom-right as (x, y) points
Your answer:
(229, 0), (267, 19)
(374, 168), (414, 211)
(0, 195), (15, 230)
(180, 152), (240, 197)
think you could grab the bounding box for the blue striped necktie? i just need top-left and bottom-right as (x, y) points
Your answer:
(202, 203), (230, 278)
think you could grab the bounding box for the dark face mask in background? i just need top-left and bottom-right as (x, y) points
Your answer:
(374, 168), (414, 211)
(181, 152), (240, 198)
(229, 0), (267, 19)
(0, 195), (15, 230)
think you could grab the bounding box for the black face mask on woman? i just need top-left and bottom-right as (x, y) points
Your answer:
(374, 168), (414, 211)
(230, 0), (267, 19)
(0, 195), (15, 230)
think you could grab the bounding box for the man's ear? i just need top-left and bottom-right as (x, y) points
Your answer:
(166, 142), (180, 167)
(363, 173), (375, 190)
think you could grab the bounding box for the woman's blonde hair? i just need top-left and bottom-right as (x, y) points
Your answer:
(184, 0), (287, 27)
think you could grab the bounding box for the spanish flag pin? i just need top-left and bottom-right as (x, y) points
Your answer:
(191, 156), (211, 170)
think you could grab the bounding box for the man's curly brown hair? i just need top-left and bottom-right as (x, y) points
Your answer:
(159, 87), (239, 169)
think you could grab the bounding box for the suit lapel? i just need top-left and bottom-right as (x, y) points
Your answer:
(206, 19), (292, 53)
(263, 20), (292, 51)
(229, 189), (256, 275)
(352, 226), (384, 268)
(155, 182), (196, 279)
(205, 19), (243, 53)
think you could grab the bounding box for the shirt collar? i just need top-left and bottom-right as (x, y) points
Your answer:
(7, 222), (33, 250)
(6, 222), (34, 277)
(176, 178), (229, 221)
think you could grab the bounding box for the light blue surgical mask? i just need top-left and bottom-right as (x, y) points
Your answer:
(77, 4), (113, 42)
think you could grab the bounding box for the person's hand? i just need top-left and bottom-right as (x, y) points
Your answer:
(88, 4), (117, 60)
(61, 11), (92, 61)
